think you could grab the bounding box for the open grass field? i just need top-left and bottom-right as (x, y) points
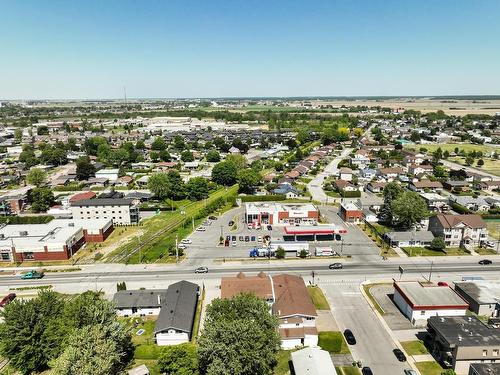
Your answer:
(318, 331), (350, 354)
(448, 156), (500, 176)
(415, 361), (446, 375)
(486, 220), (500, 240)
(406, 143), (498, 155)
(402, 246), (470, 257)
(307, 286), (330, 310)
(400, 340), (429, 355)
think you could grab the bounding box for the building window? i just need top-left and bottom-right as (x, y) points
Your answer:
(1, 253), (10, 261)
(420, 311), (426, 315)
(493, 349), (499, 356)
(483, 350), (488, 357)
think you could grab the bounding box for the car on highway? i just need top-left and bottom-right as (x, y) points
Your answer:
(194, 267), (208, 274)
(329, 263), (343, 270)
(196, 226), (206, 231)
(479, 259), (492, 265)
(228, 221), (234, 227)
(343, 329), (356, 345)
(0, 293), (16, 307)
(20, 270), (44, 280)
(404, 369), (417, 375)
(393, 348), (407, 362)
(180, 239), (192, 244)
(208, 215), (217, 220)
(361, 367), (373, 375)
(437, 281), (449, 287)
(267, 225), (272, 231)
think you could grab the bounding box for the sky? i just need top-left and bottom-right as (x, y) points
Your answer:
(1, 0), (500, 99)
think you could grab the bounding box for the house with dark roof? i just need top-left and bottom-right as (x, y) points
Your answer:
(273, 184), (300, 198)
(428, 214), (488, 248)
(112, 281), (199, 346)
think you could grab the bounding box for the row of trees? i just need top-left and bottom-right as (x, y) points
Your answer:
(0, 290), (133, 375)
(211, 155), (261, 193)
(148, 171), (211, 201)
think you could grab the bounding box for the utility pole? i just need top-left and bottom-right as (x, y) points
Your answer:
(192, 216), (195, 231)
(428, 260), (434, 282)
(175, 234), (179, 263)
(340, 239), (344, 256)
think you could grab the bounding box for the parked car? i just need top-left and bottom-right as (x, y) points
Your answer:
(239, 236), (244, 241)
(267, 225), (272, 231)
(404, 370), (417, 375)
(231, 236), (236, 241)
(0, 293), (16, 307)
(343, 329), (356, 345)
(194, 267), (208, 274)
(228, 221), (234, 227)
(258, 236), (263, 242)
(361, 367), (373, 375)
(329, 263), (343, 270)
(244, 236), (250, 242)
(180, 239), (192, 244)
(437, 281), (449, 287)
(232, 241), (237, 247)
(177, 244), (186, 250)
(20, 270), (44, 280)
(479, 259), (492, 265)
(251, 236), (256, 242)
(208, 215), (217, 220)
(484, 241), (496, 248)
(393, 349), (407, 362)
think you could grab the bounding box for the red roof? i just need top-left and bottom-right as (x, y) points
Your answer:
(69, 191), (96, 203)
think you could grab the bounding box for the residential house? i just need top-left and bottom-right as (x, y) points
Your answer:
(409, 180), (443, 193)
(468, 363), (500, 375)
(428, 214), (488, 248)
(339, 168), (353, 181)
(359, 168), (376, 180)
(95, 168), (119, 183)
(403, 152), (426, 165)
(340, 201), (363, 223)
(273, 184), (300, 199)
(378, 167), (405, 181)
(426, 316), (500, 374)
(362, 208), (378, 223)
(420, 193), (449, 212)
(385, 231), (434, 248)
(221, 272), (318, 349)
(334, 180), (357, 193)
(366, 181), (387, 193)
(477, 180), (500, 192)
(443, 180), (471, 193)
(408, 164), (434, 176)
(291, 347), (337, 375)
(449, 196), (491, 212)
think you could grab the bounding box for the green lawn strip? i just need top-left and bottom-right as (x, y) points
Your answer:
(405, 143), (497, 155)
(400, 340), (429, 355)
(191, 288), (205, 343)
(362, 283), (389, 316)
(307, 286), (330, 310)
(274, 350), (294, 375)
(475, 247), (498, 255)
(415, 361), (446, 375)
(335, 366), (361, 375)
(402, 246), (471, 257)
(318, 331), (350, 354)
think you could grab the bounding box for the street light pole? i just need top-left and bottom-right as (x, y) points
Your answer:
(175, 234), (178, 263)
(428, 260), (434, 282)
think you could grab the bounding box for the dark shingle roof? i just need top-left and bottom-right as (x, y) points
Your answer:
(113, 289), (168, 309)
(153, 281), (199, 336)
(70, 198), (134, 207)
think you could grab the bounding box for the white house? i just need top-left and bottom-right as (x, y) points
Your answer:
(291, 347), (337, 375)
(95, 168), (119, 182)
(393, 281), (469, 326)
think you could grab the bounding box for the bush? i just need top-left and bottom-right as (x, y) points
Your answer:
(0, 215), (54, 224)
(430, 237), (446, 251)
(240, 194), (286, 202)
(341, 190), (361, 198)
(275, 247), (285, 259)
(449, 202), (471, 214)
(298, 249), (309, 258)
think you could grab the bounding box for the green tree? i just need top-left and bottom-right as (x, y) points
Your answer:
(275, 247), (285, 259)
(433, 165), (448, 178)
(76, 157), (96, 181)
(225, 154), (247, 170)
(378, 182), (403, 225)
(160, 150), (172, 162)
(0, 290), (66, 374)
(181, 150), (195, 162)
(212, 161), (238, 186)
(477, 159), (484, 166)
(237, 169), (261, 194)
(433, 147), (443, 162)
(19, 149), (38, 168)
(14, 128), (23, 143)
(409, 131), (421, 142)
(148, 171), (185, 200)
(135, 140), (146, 150)
(391, 191), (428, 230)
(31, 187), (55, 212)
(465, 155), (474, 166)
(174, 135), (186, 150)
(26, 168), (47, 187)
(198, 293), (280, 375)
(151, 136), (167, 151)
(430, 236), (446, 251)
(51, 324), (132, 375)
(158, 343), (199, 375)
(206, 149), (221, 162)
(186, 177), (210, 201)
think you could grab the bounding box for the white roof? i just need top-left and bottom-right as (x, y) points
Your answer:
(245, 202), (317, 215)
(291, 347), (337, 375)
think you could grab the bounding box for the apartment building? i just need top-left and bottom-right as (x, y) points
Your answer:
(428, 214), (488, 248)
(71, 198), (139, 225)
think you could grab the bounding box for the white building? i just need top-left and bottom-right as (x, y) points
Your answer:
(245, 202), (319, 226)
(393, 281), (469, 326)
(95, 168), (119, 182)
(70, 198), (139, 225)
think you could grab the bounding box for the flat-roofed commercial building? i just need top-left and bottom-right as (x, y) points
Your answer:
(71, 198), (139, 225)
(0, 219), (112, 262)
(454, 281), (500, 317)
(393, 281), (469, 326)
(427, 316), (500, 374)
(245, 202), (318, 226)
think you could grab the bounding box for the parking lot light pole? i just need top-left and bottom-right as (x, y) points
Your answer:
(175, 234), (178, 263)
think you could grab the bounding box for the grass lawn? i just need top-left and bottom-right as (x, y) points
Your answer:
(486, 220), (500, 240)
(476, 247), (498, 255)
(415, 361), (446, 375)
(129, 359), (161, 375)
(191, 289), (204, 343)
(335, 366), (360, 375)
(362, 283), (389, 316)
(307, 286), (330, 310)
(371, 223), (392, 235)
(448, 156), (500, 177)
(318, 331), (350, 354)
(402, 246), (470, 257)
(400, 340), (429, 355)
(406, 143), (497, 155)
(120, 317), (160, 360)
(274, 350), (293, 375)
(326, 191), (341, 197)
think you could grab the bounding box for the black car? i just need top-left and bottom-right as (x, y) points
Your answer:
(329, 263), (343, 270)
(343, 329), (356, 345)
(267, 225), (272, 231)
(209, 216), (217, 220)
(228, 221), (234, 227)
(244, 236), (250, 242)
(479, 259), (492, 265)
(361, 367), (373, 375)
(393, 348), (407, 362)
